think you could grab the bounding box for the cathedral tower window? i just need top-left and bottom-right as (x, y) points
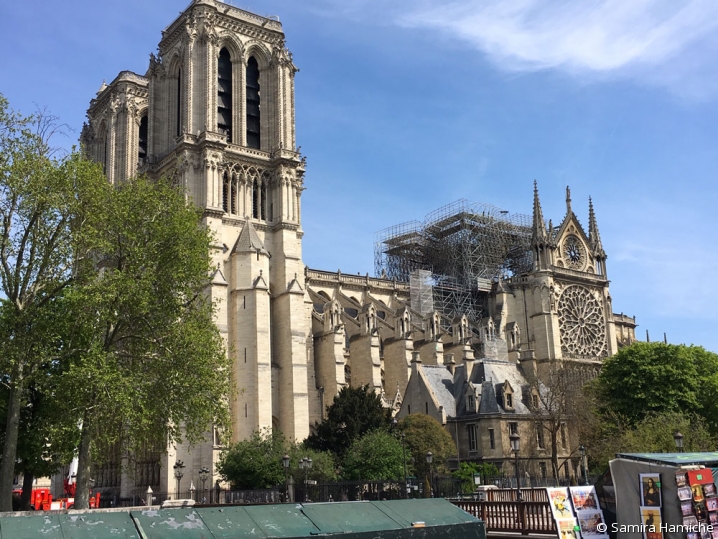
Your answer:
(138, 114), (148, 163)
(246, 56), (261, 149)
(231, 175), (237, 214)
(252, 179), (259, 219)
(260, 180), (267, 220)
(217, 48), (232, 142)
(222, 173), (229, 213)
(98, 122), (108, 174)
(176, 67), (182, 137)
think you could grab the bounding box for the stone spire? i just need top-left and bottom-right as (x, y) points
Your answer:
(588, 197), (605, 257)
(531, 180), (548, 244)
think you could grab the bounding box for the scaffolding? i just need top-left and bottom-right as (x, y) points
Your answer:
(375, 199), (533, 322)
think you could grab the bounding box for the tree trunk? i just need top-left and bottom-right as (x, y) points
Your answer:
(0, 363), (24, 512)
(551, 428), (560, 481)
(74, 418), (93, 509)
(21, 471), (35, 510)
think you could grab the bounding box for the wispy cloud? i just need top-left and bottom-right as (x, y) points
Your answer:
(310, 0), (718, 96)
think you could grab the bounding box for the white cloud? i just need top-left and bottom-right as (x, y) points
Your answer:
(310, 0), (718, 96)
(398, 0), (718, 72)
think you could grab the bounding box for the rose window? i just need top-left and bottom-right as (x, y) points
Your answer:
(558, 285), (606, 358)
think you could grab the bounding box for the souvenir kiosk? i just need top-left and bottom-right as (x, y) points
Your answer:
(609, 452), (718, 539)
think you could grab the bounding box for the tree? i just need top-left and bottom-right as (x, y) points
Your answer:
(58, 175), (231, 508)
(398, 414), (456, 490)
(594, 343), (718, 429)
(597, 342), (718, 424)
(217, 429), (286, 490)
(585, 411), (717, 474)
(217, 429), (335, 490)
(0, 371), (78, 509)
(524, 362), (592, 481)
(0, 95), (106, 511)
(452, 462), (500, 494)
(342, 430), (405, 481)
(305, 385), (391, 459)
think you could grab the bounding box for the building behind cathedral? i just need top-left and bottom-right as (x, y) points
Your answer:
(75, 0), (637, 498)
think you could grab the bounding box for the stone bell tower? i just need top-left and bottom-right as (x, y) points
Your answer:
(84, 0), (310, 448)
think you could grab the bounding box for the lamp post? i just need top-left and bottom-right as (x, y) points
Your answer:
(578, 445), (589, 486)
(299, 457), (313, 502)
(199, 466), (210, 504)
(509, 433), (521, 502)
(674, 432), (684, 453)
(173, 460), (185, 499)
(392, 418), (409, 499)
(282, 454), (291, 503)
(426, 451), (434, 498)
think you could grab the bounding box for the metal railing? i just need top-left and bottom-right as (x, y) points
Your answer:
(453, 499), (557, 535)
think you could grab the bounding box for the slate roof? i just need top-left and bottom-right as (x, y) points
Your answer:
(417, 357), (534, 419)
(233, 220), (268, 255)
(420, 365), (457, 416)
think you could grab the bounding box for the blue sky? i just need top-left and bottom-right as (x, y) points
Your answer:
(2, 0), (717, 351)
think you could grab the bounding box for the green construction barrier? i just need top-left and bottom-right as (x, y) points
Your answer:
(0, 510), (140, 539)
(1, 498), (485, 539)
(199, 505), (320, 538)
(302, 501), (403, 534)
(131, 508), (210, 538)
(374, 499), (479, 527)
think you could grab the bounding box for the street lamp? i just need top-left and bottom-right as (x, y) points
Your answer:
(509, 433), (521, 502)
(173, 460), (185, 498)
(674, 432), (684, 453)
(282, 454), (291, 503)
(578, 445), (589, 486)
(392, 418), (408, 499)
(426, 451), (434, 498)
(299, 457), (313, 502)
(199, 467), (210, 503)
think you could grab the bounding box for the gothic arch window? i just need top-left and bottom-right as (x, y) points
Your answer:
(97, 122), (108, 174)
(246, 56), (261, 149)
(260, 180), (267, 220)
(175, 67), (182, 137)
(230, 174), (237, 214)
(138, 114), (148, 163)
(252, 179), (259, 219)
(217, 48), (232, 142)
(222, 173), (229, 213)
(557, 285), (607, 358)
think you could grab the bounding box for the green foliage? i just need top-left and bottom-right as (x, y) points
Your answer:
(305, 385), (391, 459)
(0, 95), (110, 511)
(452, 462), (500, 493)
(586, 411), (718, 474)
(398, 414), (456, 479)
(595, 343), (718, 430)
(217, 429), (335, 489)
(342, 430), (405, 481)
(55, 174), (232, 508)
(217, 429), (286, 489)
(289, 447), (336, 484)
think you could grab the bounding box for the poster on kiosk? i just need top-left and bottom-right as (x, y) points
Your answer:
(609, 452), (718, 539)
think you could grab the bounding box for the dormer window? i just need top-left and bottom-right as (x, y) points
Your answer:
(502, 380), (514, 411)
(467, 394), (475, 412)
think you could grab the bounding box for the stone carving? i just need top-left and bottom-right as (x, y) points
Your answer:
(558, 285), (607, 358)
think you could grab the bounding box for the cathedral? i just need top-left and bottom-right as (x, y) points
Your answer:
(79, 0), (636, 497)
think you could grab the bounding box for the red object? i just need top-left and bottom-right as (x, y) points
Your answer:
(687, 469), (714, 486)
(13, 487), (100, 510)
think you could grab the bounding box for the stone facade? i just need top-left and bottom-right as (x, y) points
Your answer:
(81, 0), (635, 498)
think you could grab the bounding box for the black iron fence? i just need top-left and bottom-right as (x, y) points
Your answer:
(95, 474), (600, 508)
